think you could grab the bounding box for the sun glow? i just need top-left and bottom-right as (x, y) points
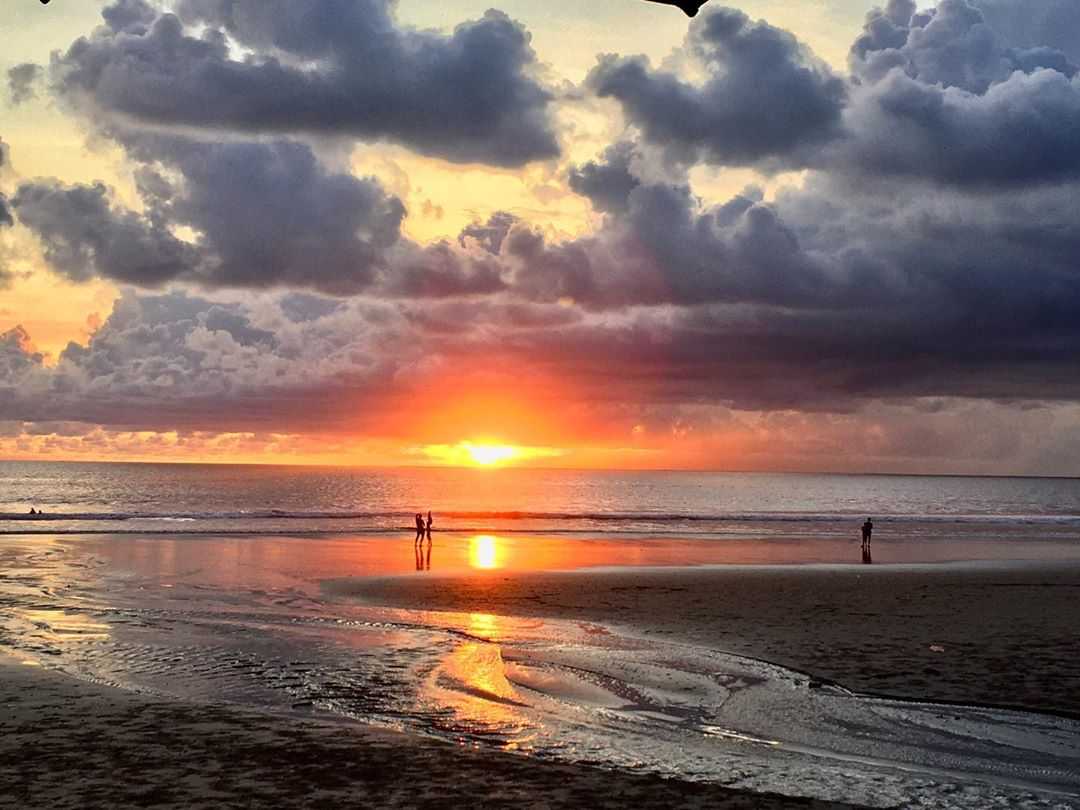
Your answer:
(470, 535), (500, 569)
(421, 441), (563, 468)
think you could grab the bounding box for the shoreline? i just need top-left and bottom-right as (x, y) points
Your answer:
(0, 654), (861, 810)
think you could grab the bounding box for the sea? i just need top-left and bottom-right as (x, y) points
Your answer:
(3, 460), (1080, 808)
(5, 460), (1080, 544)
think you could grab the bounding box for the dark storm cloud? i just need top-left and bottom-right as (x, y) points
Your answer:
(510, 181), (824, 310)
(457, 212), (518, 256)
(837, 0), (1080, 187)
(379, 242), (507, 299)
(587, 7), (846, 167)
(568, 141), (642, 215)
(974, 0), (1080, 62)
(12, 180), (197, 285)
(12, 132), (521, 297)
(850, 0), (1075, 92)
(840, 67), (1080, 187)
(51, 0), (558, 167)
(13, 138), (406, 293)
(7, 63), (43, 105)
(0, 326), (44, 381)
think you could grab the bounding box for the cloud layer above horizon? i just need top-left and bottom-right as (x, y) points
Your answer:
(3, 0), (1080, 472)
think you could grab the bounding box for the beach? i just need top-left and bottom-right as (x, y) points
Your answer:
(0, 654), (856, 810)
(2, 529), (1080, 808)
(346, 560), (1080, 717)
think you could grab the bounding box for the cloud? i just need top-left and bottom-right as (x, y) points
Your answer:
(458, 212), (519, 256)
(0, 290), (405, 430)
(7, 64), (43, 105)
(588, 7), (846, 168)
(9, 0), (1080, 474)
(13, 137), (405, 293)
(568, 141), (642, 214)
(12, 180), (197, 285)
(850, 0), (1075, 92)
(974, 0), (1080, 63)
(51, 0), (558, 167)
(839, 67), (1080, 187)
(837, 0), (1080, 187)
(0, 326), (44, 382)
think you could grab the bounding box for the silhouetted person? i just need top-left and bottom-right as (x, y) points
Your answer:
(643, 0), (711, 16)
(861, 517), (874, 548)
(415, 513), (425, 543)
(425, 511), (433, 540)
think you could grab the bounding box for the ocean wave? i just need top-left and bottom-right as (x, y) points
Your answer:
(4, 509), (1080, 525)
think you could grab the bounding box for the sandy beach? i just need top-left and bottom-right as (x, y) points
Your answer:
(345, 561), (1080, 718)
(3, 531), (1080, 808)
(0, 654), (858, 810)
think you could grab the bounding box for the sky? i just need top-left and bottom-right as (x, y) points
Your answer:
(2, 0), (1080, 473)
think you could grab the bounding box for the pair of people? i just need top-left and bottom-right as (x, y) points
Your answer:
(414, 511), (433, 542)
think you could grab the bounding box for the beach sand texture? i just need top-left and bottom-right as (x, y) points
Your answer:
(0, 656), (859, 810)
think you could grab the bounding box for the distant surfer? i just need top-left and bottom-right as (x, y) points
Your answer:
(425, 511), (433, 540)
(643, 0), (710, 16)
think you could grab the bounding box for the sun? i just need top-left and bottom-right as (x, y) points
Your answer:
(465, 443), (518, 466)
(420, 440), (564, 468)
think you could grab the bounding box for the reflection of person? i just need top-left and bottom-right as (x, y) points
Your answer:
(415, 513), (425, 542)
(414, 541), (431, 571)
(861, 518), (874, 548)
(862, 544), (873, 565)
(425, 511), (433, 540)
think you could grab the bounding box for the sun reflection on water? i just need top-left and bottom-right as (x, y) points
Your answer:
(469, 535), (500, 570)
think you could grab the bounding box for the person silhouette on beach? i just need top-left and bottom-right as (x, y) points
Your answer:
(861, 517), (874, 549)
(425, 511), (433, 540)
(415, 513), (425, 543)
(643, 0), (711, 16)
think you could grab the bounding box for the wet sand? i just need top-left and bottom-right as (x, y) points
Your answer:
(0, 656), (859, 810)
(344, 561), (1080, 718)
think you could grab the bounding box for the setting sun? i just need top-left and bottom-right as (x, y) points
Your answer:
(421, 441), (563, 468)
(466, 444), (518, 466)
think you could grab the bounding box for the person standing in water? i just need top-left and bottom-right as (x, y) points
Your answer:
(425, 511), (433, 540)
(861, 517), (874, 548)
(415, 513), (425, 543)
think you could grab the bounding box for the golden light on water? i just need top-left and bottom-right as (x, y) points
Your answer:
(421, 441), (564, 468)
(470, 535), (500, 570)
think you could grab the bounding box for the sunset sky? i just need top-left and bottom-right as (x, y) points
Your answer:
(3, 0), (1080, 473)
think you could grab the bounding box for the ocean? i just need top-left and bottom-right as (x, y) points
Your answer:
(5, 460), (1080, 544)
